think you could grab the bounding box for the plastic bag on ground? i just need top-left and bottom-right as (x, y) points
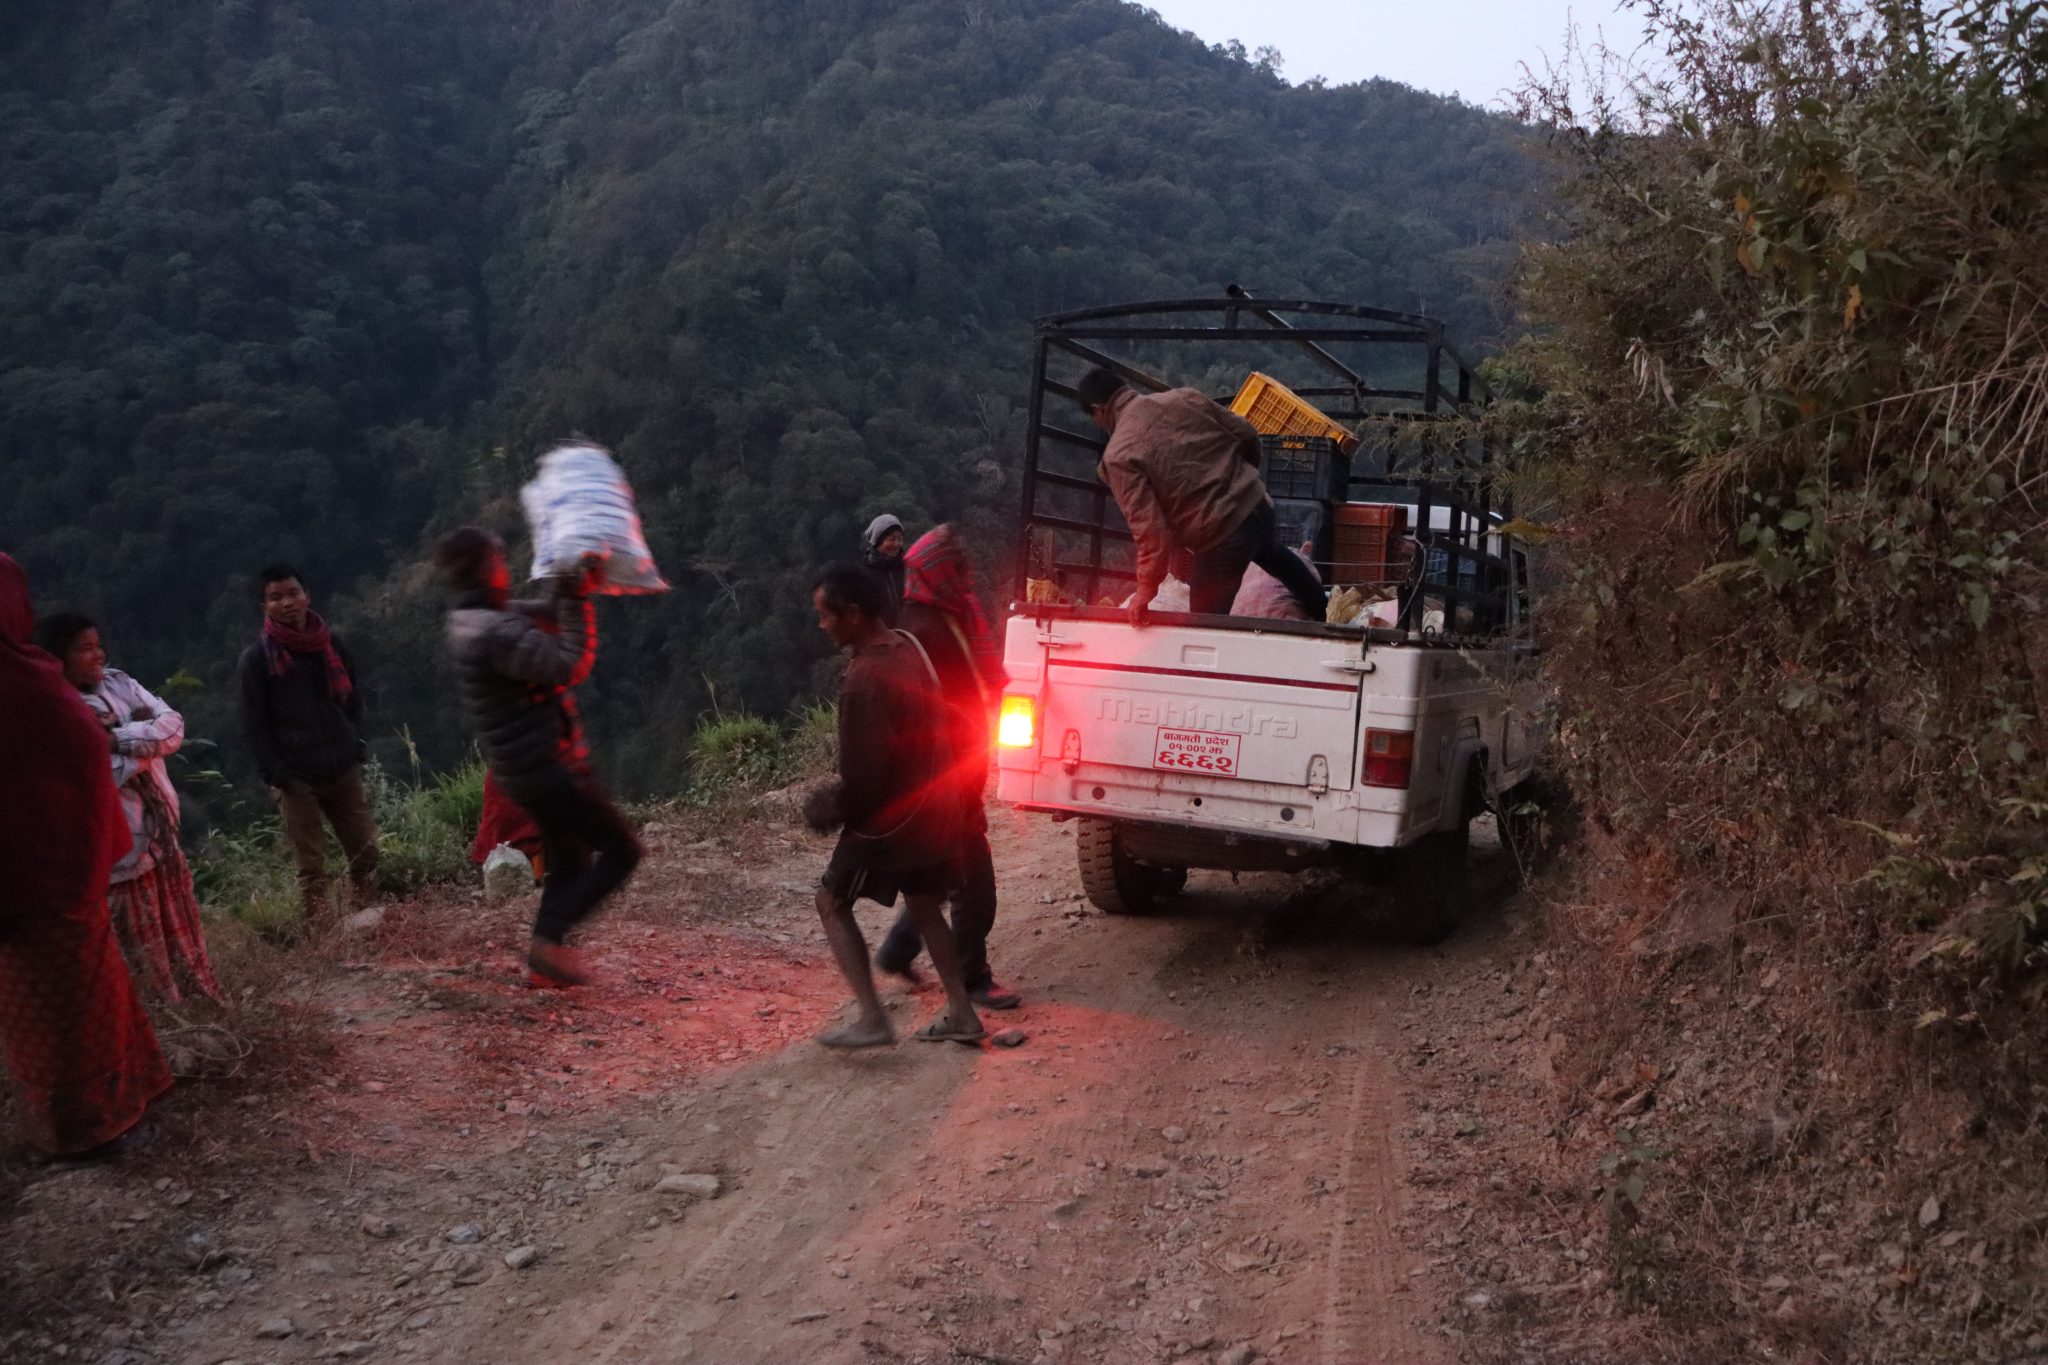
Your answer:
(520, 442), (669, 595)
(482, 842), (536, 902)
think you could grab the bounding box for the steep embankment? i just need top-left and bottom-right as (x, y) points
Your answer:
(1473, 4), (2048, 1361)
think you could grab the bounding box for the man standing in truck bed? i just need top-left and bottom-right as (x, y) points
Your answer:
(1076, 367), (1326, 624)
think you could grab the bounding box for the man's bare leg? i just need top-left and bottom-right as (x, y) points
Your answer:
(813, 888), (893, 1047)
(906, 893), (984, 1041)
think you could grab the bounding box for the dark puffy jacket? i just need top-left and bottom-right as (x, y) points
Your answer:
(237, 635), (365, 785)
(445, 589), (596, 802)
(863, 550), (905, 626)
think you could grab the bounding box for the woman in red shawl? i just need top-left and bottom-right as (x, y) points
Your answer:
(0, 554), (173, 1158)
(871, 526), (1020, 1009)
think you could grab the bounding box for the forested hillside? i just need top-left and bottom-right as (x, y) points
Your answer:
(0, 0), (1541, 794)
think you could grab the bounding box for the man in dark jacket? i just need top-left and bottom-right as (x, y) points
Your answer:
(237, 563), (380, 916)
(871, 526), (1019, 1010)
(804, 564), (983, 1049)
(433, 528), (641, 986)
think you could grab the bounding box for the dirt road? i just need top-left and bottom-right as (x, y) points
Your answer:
(1, 804), (1530, 1365)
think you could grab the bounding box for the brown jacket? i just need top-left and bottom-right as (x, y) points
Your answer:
(1098, 388), (1267, 595)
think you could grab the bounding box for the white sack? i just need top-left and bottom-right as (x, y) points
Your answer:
(520, 442), (669, 595)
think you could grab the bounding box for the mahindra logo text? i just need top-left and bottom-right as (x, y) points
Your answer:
(1095, 695), (1299, 738)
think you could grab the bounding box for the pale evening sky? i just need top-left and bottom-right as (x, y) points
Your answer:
(1139, 0), (1651, 107)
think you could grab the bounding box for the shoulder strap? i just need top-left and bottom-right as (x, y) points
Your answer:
(891, 627), (942, 689)
(846, 632), (945, 845)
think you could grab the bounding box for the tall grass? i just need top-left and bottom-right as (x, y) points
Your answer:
(191, 759), (486, 936)
(685, 701), (838, 803)
(366, 759), (485, 890)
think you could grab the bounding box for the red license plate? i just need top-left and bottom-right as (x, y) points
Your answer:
(1152, 727), (1241, 776)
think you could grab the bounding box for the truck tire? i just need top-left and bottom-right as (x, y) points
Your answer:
(1077, 819), (1179, 915)
(1391, 820), (1470, 945)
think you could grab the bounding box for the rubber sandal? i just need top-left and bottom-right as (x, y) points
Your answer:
(913, 1016), (986, 1045)
(816, 1021), (895, 1049)
(874, 953), (923, 986)
(970, 984), (1021, 1011)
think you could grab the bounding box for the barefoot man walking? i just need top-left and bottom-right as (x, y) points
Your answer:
(805, 564), (983, 1048)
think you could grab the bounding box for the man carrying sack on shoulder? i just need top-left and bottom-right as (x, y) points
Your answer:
(434, 529), (642, 987)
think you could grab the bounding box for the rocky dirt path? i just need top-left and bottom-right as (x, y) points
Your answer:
(1, 804), (1530, 1365)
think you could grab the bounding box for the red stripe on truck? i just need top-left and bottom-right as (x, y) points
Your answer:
(1046, 658), (1359, 693)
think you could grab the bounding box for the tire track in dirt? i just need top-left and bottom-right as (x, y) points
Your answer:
(1321, 1001), (1438, 1365)
(76, 814), (1489, 1365)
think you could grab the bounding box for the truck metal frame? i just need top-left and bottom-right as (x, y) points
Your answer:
(998, 292), (1545, 941)
(1016, 289), (1514, 638)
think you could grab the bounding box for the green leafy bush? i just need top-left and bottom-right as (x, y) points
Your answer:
(1505, 0), (2048, 986)
(687, 710), (785, 800)
(685, 702), (839, 803)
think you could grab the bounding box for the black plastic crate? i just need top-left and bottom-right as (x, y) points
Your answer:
(1271, 496), (1335, 567)
(1259, 434), (1348, 502)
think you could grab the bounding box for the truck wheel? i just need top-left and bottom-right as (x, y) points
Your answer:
(1077, 819), (1174, 915)
(1392, 821), (1470, 945)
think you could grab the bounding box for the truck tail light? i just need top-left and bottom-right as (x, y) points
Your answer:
(997, 694), (1037, 749)
(1362, 728), (1413, 788)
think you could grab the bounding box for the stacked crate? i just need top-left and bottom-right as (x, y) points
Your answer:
(1331, 503), (1410, 584)
(1263, 434), (1345, 567)
(1231, 373), (1412, 592)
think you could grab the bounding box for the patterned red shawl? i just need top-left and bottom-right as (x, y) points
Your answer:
(903, 525), (1004, 690)
(261, 610), (353, 702)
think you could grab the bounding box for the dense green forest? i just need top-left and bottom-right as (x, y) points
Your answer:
(0, 0), (1543, 797)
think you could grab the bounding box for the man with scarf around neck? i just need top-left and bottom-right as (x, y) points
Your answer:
(236, 563), (380, 918)
(434, 528), (642, 987)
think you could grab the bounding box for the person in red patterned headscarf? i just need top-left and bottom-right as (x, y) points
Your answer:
(0, 553), (173, 1159)
(871, 525), (1020, 1010)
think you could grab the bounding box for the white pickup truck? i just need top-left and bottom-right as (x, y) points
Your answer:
(995, 294), (1547, 941)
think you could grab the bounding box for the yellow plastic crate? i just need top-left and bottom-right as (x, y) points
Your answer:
(1230, 372), (1358, 453)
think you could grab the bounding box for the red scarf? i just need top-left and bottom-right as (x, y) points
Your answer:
(261, 611), (354, 702)
(903, 526), (1004, 692)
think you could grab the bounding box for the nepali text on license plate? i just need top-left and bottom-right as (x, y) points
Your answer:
(1152, 727), (1241, 777)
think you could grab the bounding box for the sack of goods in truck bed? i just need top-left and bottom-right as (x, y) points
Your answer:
(1122, 575), (1191, 612)
(520, 442), (669, 595)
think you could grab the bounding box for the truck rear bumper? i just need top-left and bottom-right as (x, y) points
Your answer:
(998, 762), (1411, 849)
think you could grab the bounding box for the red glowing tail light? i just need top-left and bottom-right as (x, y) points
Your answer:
(997, 694), (1037, 749)
(1362, 728), (1414, 788)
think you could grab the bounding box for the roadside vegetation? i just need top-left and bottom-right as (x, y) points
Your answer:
(1487, 0), (2048, 1356)
(684, 701), (838, 806)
